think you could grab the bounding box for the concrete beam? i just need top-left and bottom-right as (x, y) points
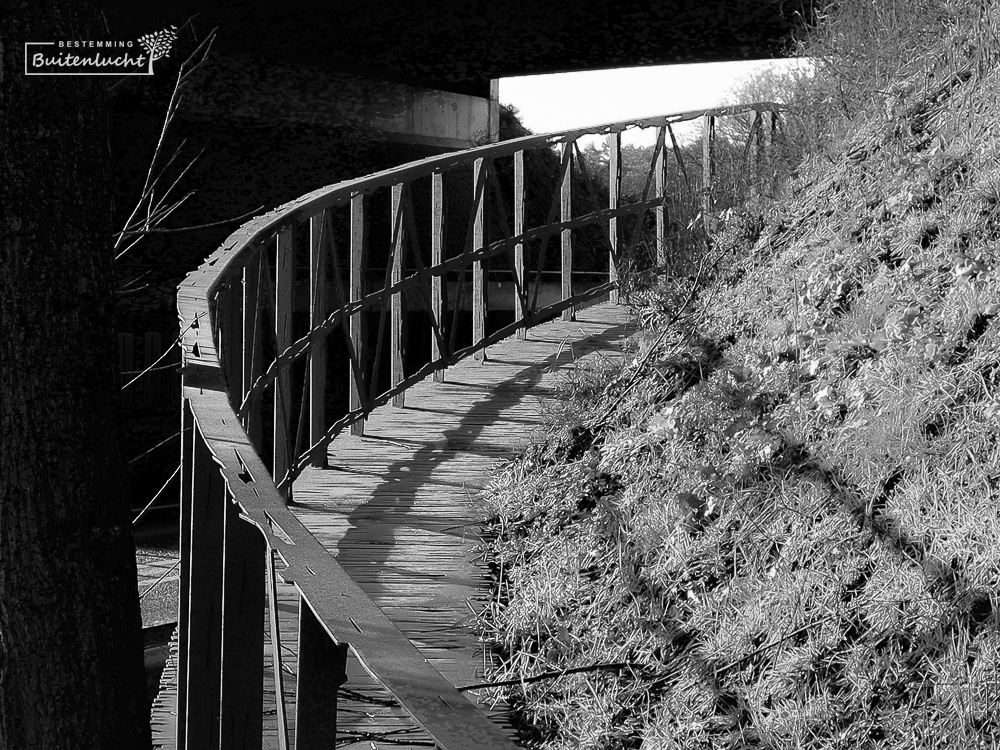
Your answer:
(183, 52), (489, 149)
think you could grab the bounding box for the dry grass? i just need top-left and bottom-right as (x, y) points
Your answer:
(476, 3), (1000, 748)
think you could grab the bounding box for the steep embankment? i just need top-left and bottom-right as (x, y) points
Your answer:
(478, 31), (1000, 750)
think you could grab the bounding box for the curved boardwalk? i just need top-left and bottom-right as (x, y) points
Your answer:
(152, 301), (632, 749)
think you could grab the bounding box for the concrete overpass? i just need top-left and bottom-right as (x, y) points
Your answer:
(110, 0), (814, 140)
(111, 1), (813, 97)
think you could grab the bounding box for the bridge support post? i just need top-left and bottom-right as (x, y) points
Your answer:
(175, 400), (194, 750)
(265, 549), (290, 748)
(488, 79), (500, 143)
(350, 193), (367, 435)
(219, 504), (265, 750)
(294, 598), (349, 748)
(560, 142), (574, 322)
(181, 421), (226, 749)
(308, 211), (328, 467)
(608, 131), (621, 304)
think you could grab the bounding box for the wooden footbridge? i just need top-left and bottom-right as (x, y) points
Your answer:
(155, 103), (780, 749)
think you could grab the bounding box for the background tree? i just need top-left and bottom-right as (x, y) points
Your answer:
(0, 3), (150, 748)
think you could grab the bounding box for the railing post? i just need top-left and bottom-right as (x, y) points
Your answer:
(654, 126), (668, 271)
(220, 281), (243, 412)
(242, 252), (263, 449)
(182, 422), (226, 749)
(431, 171), (447, 381)
(391, 183), (406, 407)
(350, 193), (367, 436)
(514, 150), (527, 339)
(294, 598), (349, 749)
(608, 131), (621, 304)
(473, 157), (488, 360)
(308, 212), (328, 467)
(219, 505), (265, 750)
(273, 229), (294, 500)
(560, 142), (574, 322)
(702, 114), (715, 225)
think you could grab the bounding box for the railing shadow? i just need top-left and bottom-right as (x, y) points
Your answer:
(337, 312), (633, 586)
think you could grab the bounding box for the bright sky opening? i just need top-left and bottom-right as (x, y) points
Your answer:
(499, 58), (811, 148)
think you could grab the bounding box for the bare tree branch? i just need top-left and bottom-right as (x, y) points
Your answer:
(113, 25), (217, 260)
(121, 207), (267, 236)
(457, 662), (641, 692)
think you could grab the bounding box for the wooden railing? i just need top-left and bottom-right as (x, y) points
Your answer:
(174, 102), (781, 749)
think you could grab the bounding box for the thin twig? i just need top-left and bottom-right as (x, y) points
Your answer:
(121, 342), (179, 390)
(131, 465), (180, 526)
(138, 559), (181, 601)
(144, 148), (205, 220)
(128, 428), (184, 465)
(118, 271), (152, 290)
(457, 662), (640, 691)
(115, 283), (150, 295)
(335, 729), (433, 748)
(121, 361), (179, 376)
(121, 312), (202, 390)
(120, 206), (265, 236)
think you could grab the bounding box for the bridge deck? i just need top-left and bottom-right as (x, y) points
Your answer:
(152, 301), (632, 749)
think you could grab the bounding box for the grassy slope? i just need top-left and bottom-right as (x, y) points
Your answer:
(478, 16), (1000, 750)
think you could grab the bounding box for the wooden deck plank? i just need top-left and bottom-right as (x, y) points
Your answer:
(291, 301), (631, 746)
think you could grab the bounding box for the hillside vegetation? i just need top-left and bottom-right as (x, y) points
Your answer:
(477, 2), (1000, 747)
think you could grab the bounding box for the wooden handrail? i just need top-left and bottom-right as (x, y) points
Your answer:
(174, 102), (782, 749)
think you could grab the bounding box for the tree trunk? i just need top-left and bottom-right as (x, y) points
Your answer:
(0, 4), (151, 749)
